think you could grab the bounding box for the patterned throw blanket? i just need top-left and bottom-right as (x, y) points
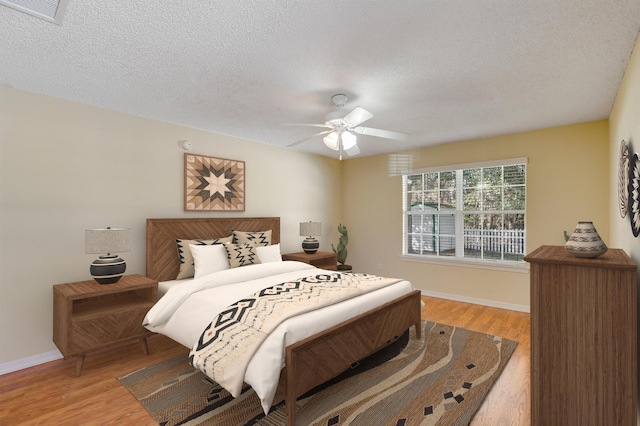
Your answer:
(189, 272), (401, 397)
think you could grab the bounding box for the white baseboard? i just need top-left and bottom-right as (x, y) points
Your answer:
(0, 350), (62, 376)
(420, 289), (530, 313)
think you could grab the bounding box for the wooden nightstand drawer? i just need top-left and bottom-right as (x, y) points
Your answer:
(53, 274), (158, 376)
(70, 316), (118, 353)
(70, 308), (150, 353)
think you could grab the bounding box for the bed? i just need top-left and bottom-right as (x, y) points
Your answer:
(143, 217), (422, 426)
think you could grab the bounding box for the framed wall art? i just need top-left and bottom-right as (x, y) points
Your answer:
(629, 151), (640, 237)
(184, 153), (245, 211)
(618, 139), (629, 218)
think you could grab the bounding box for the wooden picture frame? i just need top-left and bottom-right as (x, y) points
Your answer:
(184, 153), (245, 211)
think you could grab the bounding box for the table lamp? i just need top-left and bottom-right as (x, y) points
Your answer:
(85, 227), (131, 284)
(299, 222), (321, 254)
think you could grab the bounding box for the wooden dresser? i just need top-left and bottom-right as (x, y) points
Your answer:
(525, 245), (637, 425)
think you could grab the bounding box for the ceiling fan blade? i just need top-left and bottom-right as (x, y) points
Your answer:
(287, 130), (332, 147)
(353, 126), (409, 142)
(342, 107), (373, 127)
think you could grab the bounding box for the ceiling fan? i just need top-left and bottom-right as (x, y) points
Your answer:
(287, 94), (409, 159)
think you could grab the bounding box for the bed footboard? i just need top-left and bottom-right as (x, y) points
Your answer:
(284, 289), (422, 426)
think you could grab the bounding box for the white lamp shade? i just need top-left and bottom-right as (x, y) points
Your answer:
(341, 131), (357, 150)
(85, 228), (132, 254)
(300, 222), (321, 237)
(323, 132), (339, 150)
(323, 131), (357, 151)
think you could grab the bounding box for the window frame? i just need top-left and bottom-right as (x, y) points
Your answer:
(401, 157), (528, 273)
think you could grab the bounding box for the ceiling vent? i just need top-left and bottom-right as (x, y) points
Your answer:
(0, 0), (69, 24)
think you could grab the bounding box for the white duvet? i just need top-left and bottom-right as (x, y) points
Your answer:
(143, 261), (415, 414)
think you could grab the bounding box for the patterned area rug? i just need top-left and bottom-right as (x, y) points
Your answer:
(120, 321), (517, 425)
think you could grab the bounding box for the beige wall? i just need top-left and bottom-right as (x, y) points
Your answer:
(0, 87), (343, 365)
(608, 31), (640, 421)
(342, 120), (609, 308)
(609, 31), (640, 260)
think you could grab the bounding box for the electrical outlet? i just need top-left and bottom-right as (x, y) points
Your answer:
(376, 263), (382, 271)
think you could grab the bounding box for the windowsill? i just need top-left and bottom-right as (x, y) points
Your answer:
(400, 254), (529, 273)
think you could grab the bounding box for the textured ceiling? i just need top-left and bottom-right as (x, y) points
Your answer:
(1, 1), (639, 158)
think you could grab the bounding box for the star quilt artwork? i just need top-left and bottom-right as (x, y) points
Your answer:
(184, 154), (245, 211)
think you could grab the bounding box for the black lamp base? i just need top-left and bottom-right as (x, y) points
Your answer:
(302, 237), (319, 254)
(90, 255), (126, 284)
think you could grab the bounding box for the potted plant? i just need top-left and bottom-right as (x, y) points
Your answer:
(332, 223), (352, 272)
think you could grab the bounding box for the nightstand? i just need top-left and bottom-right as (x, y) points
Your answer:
(53, 274), (158, 376)
(282, 251), (337, 270)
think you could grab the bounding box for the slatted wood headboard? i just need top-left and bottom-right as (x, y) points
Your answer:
(146, 217), (281, 282)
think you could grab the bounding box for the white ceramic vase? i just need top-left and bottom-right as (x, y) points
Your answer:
(565, 221), (608, 258)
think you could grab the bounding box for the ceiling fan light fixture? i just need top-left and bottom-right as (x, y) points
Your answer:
(341, 131), (357, 150)
(323, 132), (339, 150)
(325, 110), (346, 122)
(290, 93), (406, 158)
(325, 94), (349, 123)
(331, 94), (348, 108)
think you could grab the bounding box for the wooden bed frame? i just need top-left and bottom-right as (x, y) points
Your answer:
(146, 217), (422, 426)
(146, 217), (280, 282)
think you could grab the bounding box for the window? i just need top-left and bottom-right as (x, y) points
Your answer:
(402, 158), (526, 268)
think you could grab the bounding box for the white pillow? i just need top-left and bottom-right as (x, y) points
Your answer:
(256, 243), (282, 263)
(175, 236), (232, 279)
(190, 244), (229, 279)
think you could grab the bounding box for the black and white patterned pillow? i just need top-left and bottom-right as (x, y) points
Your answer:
(224, 243), (261, 268)
(175, 236), (232, 279)
(232, 230), (271, 247)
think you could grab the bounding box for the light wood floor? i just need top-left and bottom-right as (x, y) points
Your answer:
(0, 296), (530, 425)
